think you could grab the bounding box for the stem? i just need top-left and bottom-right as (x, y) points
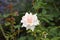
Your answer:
(0, 25), (6, 38)
(10, 23), (15, 40)
(18, 28), (20, 37)
(53, 3), (59, 13)
(11, 24), (14, 33)
(0, 25), (9, 40)
(6, 37), (9, 40)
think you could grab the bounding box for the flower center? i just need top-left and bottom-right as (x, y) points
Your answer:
(27, 16), (33, 24)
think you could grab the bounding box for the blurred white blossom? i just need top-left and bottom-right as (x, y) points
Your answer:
(21, 12), (39, 31)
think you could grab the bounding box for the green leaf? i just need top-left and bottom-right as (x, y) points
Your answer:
(5, 22), (11, 26)
(14, 25), (21, 29)
(18, 36), (26, 40)
(51, 37), (60, 40)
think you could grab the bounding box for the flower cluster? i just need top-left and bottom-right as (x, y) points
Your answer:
(21, 12), (39, 31)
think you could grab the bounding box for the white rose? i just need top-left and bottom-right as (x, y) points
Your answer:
(21, 12), (39, 31)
